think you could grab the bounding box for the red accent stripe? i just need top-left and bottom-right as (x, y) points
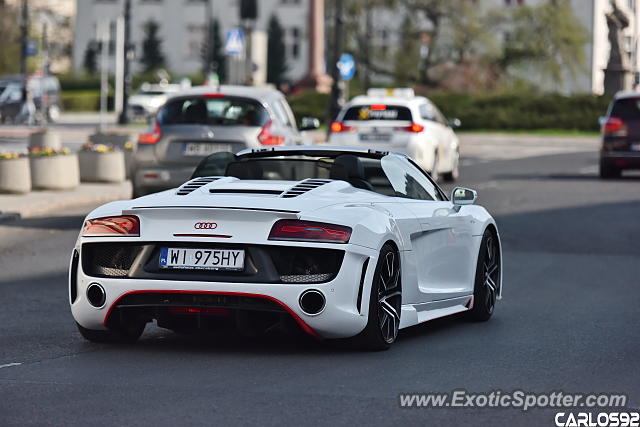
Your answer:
(103, 290), (321, 339)
(173, 234), (232, 238)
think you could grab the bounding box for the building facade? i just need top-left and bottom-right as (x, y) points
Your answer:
(73, 0), (311, 81)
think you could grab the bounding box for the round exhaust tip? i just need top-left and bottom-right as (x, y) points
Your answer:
(299, 289), (325, 316)
(86, 283), (106, 308)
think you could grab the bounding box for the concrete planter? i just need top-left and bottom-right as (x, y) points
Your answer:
(29, 130), (62, 151)
(78, 151), (126, 183)
(0, 157), (31, 194)
(30, 154), (80, 190)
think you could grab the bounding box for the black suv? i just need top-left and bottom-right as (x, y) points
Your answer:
(600, 92), (640, 178)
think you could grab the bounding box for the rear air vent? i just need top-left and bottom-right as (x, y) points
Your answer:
(209, 189), (283, 195)
(281, 179), (332, 198)
(176, 177), (219, 195)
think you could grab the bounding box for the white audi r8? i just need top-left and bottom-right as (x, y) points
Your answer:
(69, 146), (502, 350)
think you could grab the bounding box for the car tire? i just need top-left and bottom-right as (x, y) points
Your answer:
(599, 159), (621, 179)
(442, 150), (460, 182)
(354, 243), (402, 351)
(76, 321), (145, 343)
(466, 229), (500, 322)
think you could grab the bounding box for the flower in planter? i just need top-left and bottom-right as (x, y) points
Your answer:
(80, 142), (119, 153)
(0, 152), (25, 160)
(29, 147), (71, 157)
(124, 141), (134, 151)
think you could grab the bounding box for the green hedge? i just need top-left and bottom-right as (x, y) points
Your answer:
(285, 90), (611, 131)
(428, 92), (610, 131)
(61, 90), (113, 111)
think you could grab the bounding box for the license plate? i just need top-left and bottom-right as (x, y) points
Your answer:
(359, 133), (391, 142)
(631, 143), (640, 151)
(183, 143), (231, 156)
(159, 248), (244, 270)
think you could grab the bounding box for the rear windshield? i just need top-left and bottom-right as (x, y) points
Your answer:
(157, 96), (269, 126)
(343, 105), (413, 121)
(610, 98), (640, 120)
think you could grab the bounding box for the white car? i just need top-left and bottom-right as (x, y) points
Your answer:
(328, 88), (461, 181)
(69, 147), (501, 350)
(128, 82), (182, 119)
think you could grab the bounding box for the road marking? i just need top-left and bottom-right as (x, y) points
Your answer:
(0, 362), (22, 369)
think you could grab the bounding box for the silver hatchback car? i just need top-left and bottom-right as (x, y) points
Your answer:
(133, 85), (319, 196)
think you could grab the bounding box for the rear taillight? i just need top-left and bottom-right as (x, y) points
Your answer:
(330, 122), (355, 133)
(258, 120), (285, 145)
(397, 123), (424, 133)
(82, 216), (140, 237)
(603, 116), (628, 137)
(138, 121), (162, 144)
(268, 219), (352, 244)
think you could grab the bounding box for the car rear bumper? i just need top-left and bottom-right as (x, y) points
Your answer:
(70, 244), (377, 339)
(601, 151), (640, 169)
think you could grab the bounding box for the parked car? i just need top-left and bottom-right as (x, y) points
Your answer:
(132, 85), (319, 197)
(328, 88), (461, 181)
(0, 74), (61, 123)
(127, 82), (182, 120)
(600, 91), (640, 178)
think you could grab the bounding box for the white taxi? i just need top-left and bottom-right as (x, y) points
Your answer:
(328, 88), (461, 181)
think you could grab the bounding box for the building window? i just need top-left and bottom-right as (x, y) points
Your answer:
(290, 27), (301, 59)
(281, 0), (301, 4)
(187, 24), (206, 59)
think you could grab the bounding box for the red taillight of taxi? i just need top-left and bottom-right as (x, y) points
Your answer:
(330, 122), (354, 133)
(82, 216), (140, 237)
(138, 121), (162, 145)
(398, 123), (424, 133)
(603, 116), (628, 137)
(258, 120), (285, 145)
(268, 219), (352, 244)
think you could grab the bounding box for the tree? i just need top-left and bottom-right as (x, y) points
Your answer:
(393, 13), (420, 86)
(202, 19), (226, 82)
(140, 19), (165, 73)
(496, 1), (588, 87)
(83, 40), (98, 74)
(267, 14), (288, 86)
(0, 3), (20, 75)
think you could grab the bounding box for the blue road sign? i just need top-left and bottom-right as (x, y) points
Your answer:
(225, 28), (245, 56)
(337, 53), (356, 81)
(26, 40), (38, 57)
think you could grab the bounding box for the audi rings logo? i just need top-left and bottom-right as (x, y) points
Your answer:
(194, 222), (217, 230)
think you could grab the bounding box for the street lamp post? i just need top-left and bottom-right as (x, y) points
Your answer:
(20, 0), (29, 102)
(118, 0), (132, 125)
(327, 0), (345, 125)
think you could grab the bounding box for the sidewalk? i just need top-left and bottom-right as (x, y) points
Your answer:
(0, 181), (132, 222)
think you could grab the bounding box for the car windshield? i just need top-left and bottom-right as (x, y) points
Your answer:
(192, 152), (443, 200)
(157, 96), (269, 126)
(343, 105), (413, 121)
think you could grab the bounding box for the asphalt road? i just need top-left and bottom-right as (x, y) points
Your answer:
(1, 140), (639, 426)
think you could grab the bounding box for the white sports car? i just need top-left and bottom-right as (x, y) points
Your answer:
(69, 146), (502, 350)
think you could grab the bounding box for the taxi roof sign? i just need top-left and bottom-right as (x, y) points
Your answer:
(366, 88), (415, 98)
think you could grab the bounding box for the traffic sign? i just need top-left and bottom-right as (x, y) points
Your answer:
(26, 40), (38, 57)
(225, 28), (245, 56)
(337, 53), (356, 81)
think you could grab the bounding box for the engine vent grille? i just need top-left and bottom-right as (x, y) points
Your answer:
(281, 179), (332, 198)
(176, 177), (220, 195)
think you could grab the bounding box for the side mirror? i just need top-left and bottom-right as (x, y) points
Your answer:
(300, 116), (320, 131)
(452, 187), (477, 206)
(448, 118), (461, 129)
